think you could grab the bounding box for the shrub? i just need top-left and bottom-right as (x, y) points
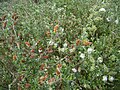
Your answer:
(0, 0), (119, 89)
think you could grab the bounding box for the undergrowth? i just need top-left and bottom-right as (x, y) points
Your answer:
(0, 0), (120, 90)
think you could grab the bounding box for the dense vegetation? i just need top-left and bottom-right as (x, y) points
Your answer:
(0, 0), (120, 90)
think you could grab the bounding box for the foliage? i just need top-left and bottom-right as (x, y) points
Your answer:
(0, 0), (120, 90)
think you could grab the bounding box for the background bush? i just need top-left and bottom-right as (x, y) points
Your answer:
(0, 0), (120, 90)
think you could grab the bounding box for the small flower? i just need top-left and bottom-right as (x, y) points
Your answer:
(38, 49), (42, 53)
(96, 74), (99, 76)
(35, 40), (40, 46)
(102, 75), (107, 82)
(61, 27), (64, 32)
(70, 47), (76, 53)
(38, 48), (42, 53)
(49, 40), (54, 46)
(71, 82), (74, 86)
(109, 76), (114, 82)
(58, 47), (67, 52)
(44, 68), (47, 71)
(106, 17), (111, 22)
(87, 48), (94, 54)
(63, 43), (67, 48)
(72, 68), (77, 73)
(98, 57), (103, 63)
(62, 48), (66, 52)
(115, 18), (119, 24)
(54, 43), (58, 48)
(99, 8), (106, 12)
(80, 53), (85, 59)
